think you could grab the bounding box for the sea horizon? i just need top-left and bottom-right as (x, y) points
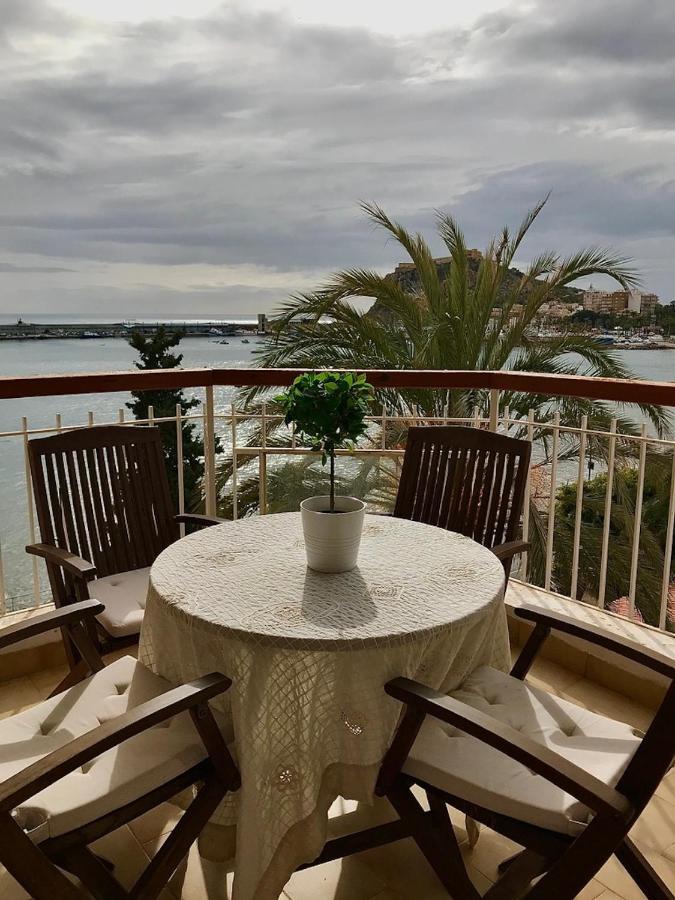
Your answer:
(0, 312), (260, 326)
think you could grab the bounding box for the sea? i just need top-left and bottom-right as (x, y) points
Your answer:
(0, 331), (673, 609)
(0, 333), (259, 607)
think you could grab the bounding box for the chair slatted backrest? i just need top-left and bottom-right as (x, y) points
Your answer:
(393, 426), (531, 550)
(29, 426), (179, 587)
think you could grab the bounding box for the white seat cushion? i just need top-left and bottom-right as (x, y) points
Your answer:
(403, 666), (641, 836)
(0, 656), (207, 842)
(90, 568), (150, 638)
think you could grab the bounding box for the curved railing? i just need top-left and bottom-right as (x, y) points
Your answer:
(0, 367), (674, 405)
(0, 367), (673, 632)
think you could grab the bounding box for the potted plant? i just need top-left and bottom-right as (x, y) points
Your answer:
(276, 371), (374, 572)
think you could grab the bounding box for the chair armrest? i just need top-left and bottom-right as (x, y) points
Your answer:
(175, 514), (226, 528)
(0, 672), (232, 812)
(0, 600), (105, 652)
(491, 540), (530, 562)
(515, 605), (675, 680)
(26, 543), (97, 582)
(385, 676), (632, 822)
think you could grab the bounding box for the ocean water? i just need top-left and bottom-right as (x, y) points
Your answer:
(0, 336), (258, 606)
(0, 338), (672, 607)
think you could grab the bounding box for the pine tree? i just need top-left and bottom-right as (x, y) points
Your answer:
(126, 327), (205, 509)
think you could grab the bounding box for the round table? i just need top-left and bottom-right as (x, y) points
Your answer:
(139, 512), (508, 900)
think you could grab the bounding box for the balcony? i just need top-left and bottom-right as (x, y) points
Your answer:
(0, 367), (674, 899)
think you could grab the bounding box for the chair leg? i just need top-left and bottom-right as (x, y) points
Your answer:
(48, 659), (93, 698)
(0, 813), (85, 900)
(466, 815), (481, 848)
(616, 837), (675, 900)
(57, 845), (128, 900)
(388, 784), (481, 899)
(300, 818), (413, 869)
(130, 774), (228, 900)
(484, 850), (551, 900)
(59, 623), (81, 673)
(95, 853), (116, 871)
(520, 816), (625, 900)
(497, 850), (523, 876)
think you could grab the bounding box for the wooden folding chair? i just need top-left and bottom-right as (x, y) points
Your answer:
(0, 599), (239, 900)
(26, 425), (223, 661)
(309, 603), (674, 899)
(393, 426), (531, 578)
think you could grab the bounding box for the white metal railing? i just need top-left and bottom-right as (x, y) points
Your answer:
(0, 404), (207, 614)
(1, 389), (674, 636)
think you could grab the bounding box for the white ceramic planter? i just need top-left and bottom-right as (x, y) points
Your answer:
(300, 495), (366, 573)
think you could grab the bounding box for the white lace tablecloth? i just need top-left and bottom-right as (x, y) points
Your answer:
(139, 512), (508, 900)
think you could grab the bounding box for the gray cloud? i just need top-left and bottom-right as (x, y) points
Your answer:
(0, 262), (76, 273)
(0, 0), (674, 315)
(483, 0), (675, 65)
(0, 0), (74, 39)
(444, 163), (675, 244)
(466, 0), (675, 129)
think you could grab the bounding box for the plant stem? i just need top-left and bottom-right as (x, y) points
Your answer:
(330, 448), (335, 512)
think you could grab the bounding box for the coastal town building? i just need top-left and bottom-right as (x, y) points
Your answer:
(489, 303), (525, 323)
(536, 300), (578, 319)
(636, 292), (659, 315)
(583, 288), (660, 316)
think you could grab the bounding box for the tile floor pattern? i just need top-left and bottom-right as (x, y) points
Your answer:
(0, 652), (674, 899)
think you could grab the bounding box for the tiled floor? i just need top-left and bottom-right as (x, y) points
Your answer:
(1, 653), (674, 899)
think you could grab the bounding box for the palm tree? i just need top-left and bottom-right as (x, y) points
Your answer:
(216, 199), (670, 599)
(253, 198), (668, 435)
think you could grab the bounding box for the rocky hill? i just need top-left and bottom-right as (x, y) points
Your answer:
(368, 253), (582, 322)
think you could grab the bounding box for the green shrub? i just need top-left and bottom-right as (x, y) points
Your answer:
(276, 372), (373, 510)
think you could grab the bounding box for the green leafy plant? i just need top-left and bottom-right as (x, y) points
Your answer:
(276, 372), (373, 511)
(553, 451), (673, 626)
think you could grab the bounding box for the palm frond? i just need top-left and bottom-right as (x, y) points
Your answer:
(503, 193), (551, 266)
(360, 201), (444, 315)
(546, 248), (640, 291)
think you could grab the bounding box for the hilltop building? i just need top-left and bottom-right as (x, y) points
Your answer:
(583, 288), (659, 316)
(392, 250), (483, 292)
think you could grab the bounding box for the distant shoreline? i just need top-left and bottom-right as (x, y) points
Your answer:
(1, 320), (672, 350)
(0, 321), (262, 341)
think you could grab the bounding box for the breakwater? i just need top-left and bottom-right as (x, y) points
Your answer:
(0, 320), (260, 341)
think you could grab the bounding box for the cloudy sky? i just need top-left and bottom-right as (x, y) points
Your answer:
(1, 0), (674, 318)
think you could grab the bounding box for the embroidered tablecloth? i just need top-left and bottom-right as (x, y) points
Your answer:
(139, 512), (508, 900)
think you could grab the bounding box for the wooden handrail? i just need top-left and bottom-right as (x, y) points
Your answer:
(0, 367), (673, 406)
(0, 367), (213, 399)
